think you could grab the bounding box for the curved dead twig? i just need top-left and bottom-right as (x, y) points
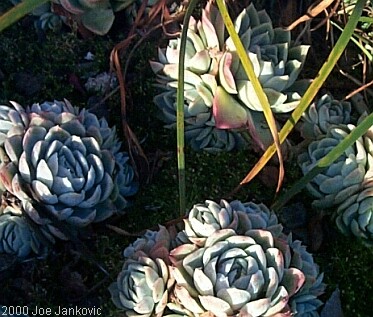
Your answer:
(310, 0), (340, 32)
(285, 0), (338, 31)
(110, 0), (185, 183)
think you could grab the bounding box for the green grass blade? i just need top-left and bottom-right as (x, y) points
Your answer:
(272, 111), (373, 211)
(331, 20), (373, 62)
(0, 0), (49, 32)
(240, 0), (367, 186)
(176, 0), (199, 216)
(215, 0), (284, 192)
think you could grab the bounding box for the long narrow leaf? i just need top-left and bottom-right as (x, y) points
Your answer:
(215, 0), (284, 193)
(272, 111), (373, 211)
(0, 0), (49, 32)
(331, 20), (373, 62)
(240, 0), (367, 187)
(176, 0), (199, 216)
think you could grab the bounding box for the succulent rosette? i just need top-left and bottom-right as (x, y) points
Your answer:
(220, 5), (310, 113)
(151, 1), (309, 152)
(151, 1), (245, 153)
(175, 199), (282, 246)
(26, 99), (79, 117)
(110, 225), (175, 316)
(110, 151), (139, 212)
(111, 200), (325, 316)
(0, 102), (28, 147)
(0, 213), (42, 258)
(153, 90), (246, 152)
(0, 100), (137, 242)
(0, 193), (48, 258)
(298, 118), (373, 245)
(169, 228), (306, 316)
(335, 188), (373, 246)
(168, 200), (325, 317)
(286, 236), (325, 316)
(109, 255), (175, 316)
(298, 123), (371, 209)
(300, 94), (352, 140)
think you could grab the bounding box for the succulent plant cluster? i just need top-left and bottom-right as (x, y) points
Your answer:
(8, 0), (163, 35)
(0, 100), (138, 258)
(110, 199), (325, 316)
(151, 0), (310, 152)
(299, 94), (373, 246)
(300, 94), (352, 140)
(8, 0), (65, 31)
(51, 0), (130, 35)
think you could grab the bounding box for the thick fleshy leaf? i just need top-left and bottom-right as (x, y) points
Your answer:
(265, 248), (284, 281)
(169, 243), (199, 263)
(240, 297), (271, 316)
(79, 186), (101, 208)
(246, 229), (274, 249)
(265, 267), (279, 298)
(281, 268), (305, 297)
(205, 229), (236, 247)
(36, 159), (54, 189)
(199, 295), (233, 316)
(193, 268), (214, 296)
(174, 285), (204, 314)
(213, 86), (248, 129)
(32, 180), (58, 204)
(217, 288), (251, 311)
(81, 8), (115, 36)
(58, 192), (86, 206)
(237, 80), (263, 111)
(219, 52), (237, 94)
(4, 135), (23, 164)
(134, 296), (154, 314)
(67, 207), (96, 226)
(247, 244), (267, 272)
(247, 270), (265, 298)
(187, 50), (212, 74)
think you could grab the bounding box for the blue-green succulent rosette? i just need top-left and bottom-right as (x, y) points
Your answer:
(298, 124), (368, 209)
(0, 100), (138, 249)
(0, 188), (49, 258)
(300, 94), (352, 140)
(286, 236), (326, 316)
(151, 0), (310, 153)
(169, 200), (325, 317)
(299, 119), (373, 246)
(109, 225), (175, 316)
(0, 211), (47, 258)
(110, 200), (325, 316)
